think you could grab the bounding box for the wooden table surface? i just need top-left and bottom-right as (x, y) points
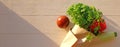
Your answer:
(0, 0), (120, 47)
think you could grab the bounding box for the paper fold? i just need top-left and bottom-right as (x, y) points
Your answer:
(60, 25), (88, 47)
(60, 30), (77, 47)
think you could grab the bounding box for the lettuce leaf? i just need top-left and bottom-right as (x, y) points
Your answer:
(67, 3), (102, 31)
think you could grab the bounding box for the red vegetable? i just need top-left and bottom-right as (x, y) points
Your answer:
(90, 20), (99, 33)
(56, 15), (70, 28)
(99, 20), (107, 32)
(90, 18), (106, 34)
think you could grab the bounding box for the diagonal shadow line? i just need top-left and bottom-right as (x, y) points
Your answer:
(0, 1), (58, 47)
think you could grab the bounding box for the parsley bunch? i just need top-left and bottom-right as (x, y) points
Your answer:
(67, 3), (102, 31)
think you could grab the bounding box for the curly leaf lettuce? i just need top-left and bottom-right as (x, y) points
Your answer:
(67, 3), (102, 31)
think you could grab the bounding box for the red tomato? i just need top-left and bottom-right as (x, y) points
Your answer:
(90, 20), (99, 33)
(90, 18), (107, 33)
(99, 21), (107, 32)
(56, 15), (70, 28)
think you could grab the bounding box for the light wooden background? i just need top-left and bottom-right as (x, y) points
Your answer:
(0, 0), (120, 47)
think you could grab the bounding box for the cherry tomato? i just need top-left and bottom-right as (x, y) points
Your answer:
(90, 20), (99, 33)
(99, 21), (106, 32)
(56, 15), (70, 28)
(90, 18), (107, 34)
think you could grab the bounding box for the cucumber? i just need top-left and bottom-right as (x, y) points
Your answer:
(97, 32), (117, 41)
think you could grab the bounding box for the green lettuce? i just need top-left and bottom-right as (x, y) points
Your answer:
(67, 3), (102, 31)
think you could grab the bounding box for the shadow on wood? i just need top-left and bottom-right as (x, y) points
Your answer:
(0, 1), (58, 47)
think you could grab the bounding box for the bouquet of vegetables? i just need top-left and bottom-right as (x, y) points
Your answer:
(56, 3), (117, 47)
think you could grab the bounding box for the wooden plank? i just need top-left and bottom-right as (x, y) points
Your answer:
(0, 0), (120, 15)
(0, 2), (58, 47)
(0, 34), (58, 47)
(20, 15), (120, 47)
(0, 0), (120, 47)
(20, 16), (67, 45)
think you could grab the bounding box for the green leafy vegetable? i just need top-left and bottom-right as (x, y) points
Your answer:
(84, 33), (95, 42)
(93, 26), (100, 35)
(67, 3), (102, 31)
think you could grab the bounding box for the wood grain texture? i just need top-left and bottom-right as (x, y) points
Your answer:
(20, 15), (120, 47)
(0, 2), (58, 47)
(0, 0), (120, 47)
(0, 0), (120, 15)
